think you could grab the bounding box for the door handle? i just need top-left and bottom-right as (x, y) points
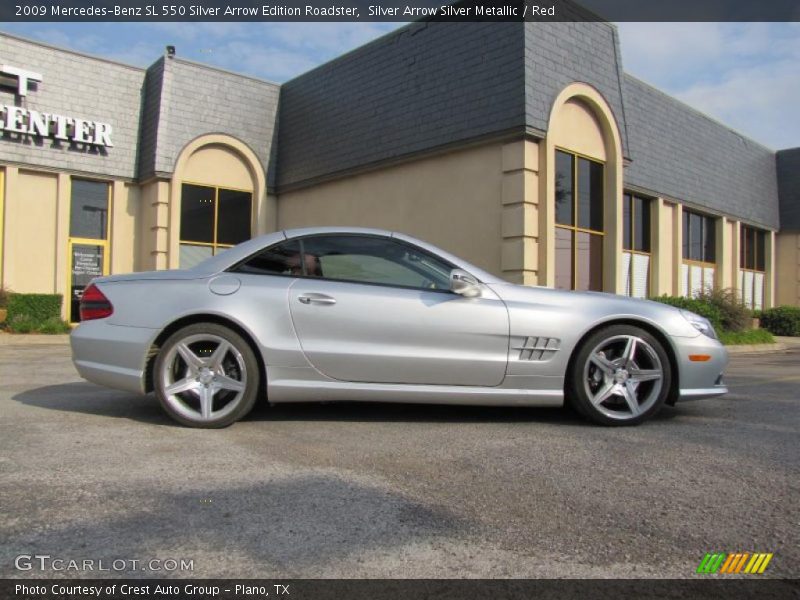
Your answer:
(298, 293), (336, 305)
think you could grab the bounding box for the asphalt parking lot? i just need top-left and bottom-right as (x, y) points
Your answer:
(1, 337), (798, 579)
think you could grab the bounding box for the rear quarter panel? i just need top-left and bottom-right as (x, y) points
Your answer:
(97, 274), (307, 368)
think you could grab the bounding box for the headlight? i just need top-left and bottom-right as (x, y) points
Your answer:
(681, 310), (718, 340)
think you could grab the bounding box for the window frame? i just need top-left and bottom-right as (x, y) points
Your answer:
(179, 181), (253, 264)
(229, 233), (461, 294)
(622, 192), (652, 298)
(739, 224), (767, 310)
(682, 208), (717, 265)
(554, 147), (605, 292)
(681, 208), (718, 297)
(739, 225), (766, 274)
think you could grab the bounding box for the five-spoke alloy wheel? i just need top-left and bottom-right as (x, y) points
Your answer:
(154, 323), (260, 428)
(568, 324), (672, 425)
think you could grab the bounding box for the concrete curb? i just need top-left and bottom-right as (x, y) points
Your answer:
(0, 332), (71, 345)
(725, 343), (787, 355)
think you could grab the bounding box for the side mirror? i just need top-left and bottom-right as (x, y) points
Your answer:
(450, 269), (482, 297)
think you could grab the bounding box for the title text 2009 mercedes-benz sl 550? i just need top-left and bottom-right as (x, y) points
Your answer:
(71, 227), (728, 428)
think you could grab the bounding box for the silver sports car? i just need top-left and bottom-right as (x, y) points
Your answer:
(71, 227), (728, 428)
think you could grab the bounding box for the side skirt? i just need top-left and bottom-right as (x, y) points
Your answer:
(266, 367), (564, 407)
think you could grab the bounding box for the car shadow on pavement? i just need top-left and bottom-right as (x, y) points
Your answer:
(12, 382), (176, 427)
(13, 381), (681, 427)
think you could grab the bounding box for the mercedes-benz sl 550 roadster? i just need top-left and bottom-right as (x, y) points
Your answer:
(71, 227), (728, 427)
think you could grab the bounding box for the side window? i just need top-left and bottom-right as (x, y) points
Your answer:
(302, 235), (453, 290)
(233, 240), (302, 275)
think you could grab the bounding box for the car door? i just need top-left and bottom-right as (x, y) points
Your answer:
(285, 234), (510, 387)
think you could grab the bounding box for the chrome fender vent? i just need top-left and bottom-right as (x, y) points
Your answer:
(513, 336), (560, 361)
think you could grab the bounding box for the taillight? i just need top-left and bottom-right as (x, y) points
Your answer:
(79, 283), (114, 321)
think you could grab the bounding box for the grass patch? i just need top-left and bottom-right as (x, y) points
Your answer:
(5, 314), (71, 334)
(718, 328), (774, 346)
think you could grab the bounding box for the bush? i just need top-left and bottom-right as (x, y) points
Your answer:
(36, 317), (72, 334)
(6, 314), (71, 334)
(698, 288), (751, 333)
(5, 293), (70, 334)
(760, 306), (800, 337)
(7, 293), (63, 323)
(0, 287), (10, 309)
(718, 328), (774, 346)
(651, 295), (724, 332)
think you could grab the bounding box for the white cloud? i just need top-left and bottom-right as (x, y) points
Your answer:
(617, 22), (800, 149)
(140, 22), (403, 81)
(676, 59), (800, 150)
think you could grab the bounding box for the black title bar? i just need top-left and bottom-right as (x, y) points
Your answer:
(4, 579), (800, 600)
(3, 0), (800, 22)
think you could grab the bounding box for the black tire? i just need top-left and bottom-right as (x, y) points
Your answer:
(567, 324), (672, 426)
(154, 323), (260, 428)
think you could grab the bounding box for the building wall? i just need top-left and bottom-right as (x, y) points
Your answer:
(0, 29), (796, 319)
(3, 168), (58, 293)
(776, 233), (800, 306)
(524, 21), (629, 156)
(0, 165), (141, 319)
(277, 142), (507, 277)
(141, 58), (280, 182)
(0, 34), (144, 180)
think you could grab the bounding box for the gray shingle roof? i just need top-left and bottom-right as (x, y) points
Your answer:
(276, 22), (526, 189)
(623, 74), (779, 230)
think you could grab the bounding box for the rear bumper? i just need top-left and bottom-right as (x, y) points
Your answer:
(672, 334), (729, 401)
(70, 320), (158, 395)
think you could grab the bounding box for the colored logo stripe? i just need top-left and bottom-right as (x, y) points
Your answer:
(697, 553), (726, 573)
(697, 552), (773, 574)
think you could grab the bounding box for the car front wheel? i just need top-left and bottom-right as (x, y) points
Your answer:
(154, 323), (260, 428)
(568, 324), (672, 426)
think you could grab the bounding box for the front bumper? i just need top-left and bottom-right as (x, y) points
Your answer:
(672, 333), (729, 401)
(71, 319), (158, 395)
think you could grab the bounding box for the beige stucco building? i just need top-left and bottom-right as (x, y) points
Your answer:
(0, 24), (796, 322)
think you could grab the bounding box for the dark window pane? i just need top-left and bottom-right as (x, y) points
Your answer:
(682, 211), (690, 259)
(622, 194), (632, 251)
(744, 226), (756, 270)
(555, 228), (573, 290)
(689, 212), (703, 261)
(555, 151), (574, 226)
(577, 158), (603, 231)
(70, 179), (109, 239)
(756, 230), (766, 271)
(740, 227), (747, 268)
(703, 216), (716, 263)
(301, 236), (453, 290)
(634, 196), (651, 252)
(217, 189), (252, 245)
(576, 232), (603, 292)
(234, 240), (301, 276)
(180, 184), (215, 244)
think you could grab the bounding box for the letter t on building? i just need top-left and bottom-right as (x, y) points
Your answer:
(1, 65), (43, 96)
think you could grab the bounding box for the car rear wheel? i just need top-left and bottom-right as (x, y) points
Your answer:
(154, 323), (260, 428)
(568, 324), (672, 426)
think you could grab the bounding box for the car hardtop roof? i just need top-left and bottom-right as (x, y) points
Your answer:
(191, 226), (503, 283)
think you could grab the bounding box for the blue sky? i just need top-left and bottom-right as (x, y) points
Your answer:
(2, 21), (798, 150)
